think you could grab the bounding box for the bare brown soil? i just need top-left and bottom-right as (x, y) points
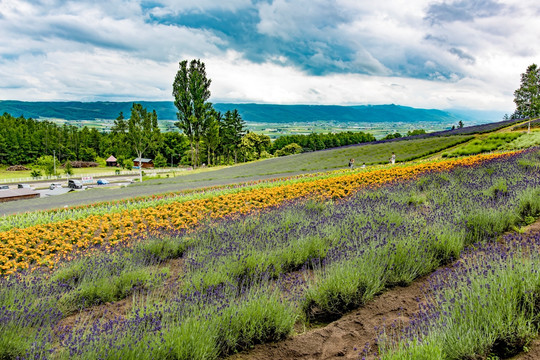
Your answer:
(56, 296), (132, 332)
(230, 279), (427, 360)
(229, 220), (540, 360)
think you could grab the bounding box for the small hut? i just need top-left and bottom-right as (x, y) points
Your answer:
(133, 157), (154, 169)
(106, 155), (117, 167)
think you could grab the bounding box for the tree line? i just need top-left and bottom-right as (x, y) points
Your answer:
(0, 110), (377, 167)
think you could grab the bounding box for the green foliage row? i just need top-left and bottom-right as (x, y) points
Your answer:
(443, 132), (522, 157)
(0, 112), (190, 167)
(271, 131), (376, 153)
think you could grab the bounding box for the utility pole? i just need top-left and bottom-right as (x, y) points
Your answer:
(53, 150), (56, 176)
(528, 100), (532, 134)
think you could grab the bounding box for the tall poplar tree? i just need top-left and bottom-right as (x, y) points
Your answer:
(172, 59), (212, 167)
(514, 64), (540, 131)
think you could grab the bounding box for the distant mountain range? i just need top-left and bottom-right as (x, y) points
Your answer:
(0, 100), (505, 125)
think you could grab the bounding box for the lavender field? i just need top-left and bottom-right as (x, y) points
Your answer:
(3, 149), (540, 359)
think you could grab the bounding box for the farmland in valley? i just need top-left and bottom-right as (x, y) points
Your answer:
(3, 122), (540, 359)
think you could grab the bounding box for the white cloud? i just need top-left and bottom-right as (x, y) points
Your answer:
(205, 51), (513, 110)
(0, 0), (538, 112)
(148, 0), (252, 14)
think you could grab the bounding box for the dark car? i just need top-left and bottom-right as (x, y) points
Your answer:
(97, 179), (109, 185)
(68, 179), (83, 189)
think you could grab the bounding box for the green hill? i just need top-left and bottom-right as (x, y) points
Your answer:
(0, 100), (498, 124)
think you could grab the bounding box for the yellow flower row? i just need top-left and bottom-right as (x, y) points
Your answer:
(0, 152), (515, 275)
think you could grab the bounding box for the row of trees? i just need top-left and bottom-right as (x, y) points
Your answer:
(272, 131), (375, 152)
(0, 112), (190, 167)
(0, 107), (379, 167)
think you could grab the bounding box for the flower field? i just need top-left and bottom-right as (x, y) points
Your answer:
(0, 152), (516, 274)
(2, 149), (540, 359)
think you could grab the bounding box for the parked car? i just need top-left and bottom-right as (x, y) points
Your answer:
(49, 183), (62, 190)
(97, 179), (109, 185)
(17, 184), (32, 189)
(68, 179), (83, 189)
(0, 185), (9, 190)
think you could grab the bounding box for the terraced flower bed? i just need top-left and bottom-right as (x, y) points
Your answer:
(0, 152), (517, 274)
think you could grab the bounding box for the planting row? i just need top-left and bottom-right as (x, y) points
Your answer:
(0, 152), (517, 274)
(2, 149), (540, 359)
(378, 233), (540, 359)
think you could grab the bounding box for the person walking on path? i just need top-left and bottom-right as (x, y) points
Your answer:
(348, 158), (355, 169)
(390, 152), (396, 165)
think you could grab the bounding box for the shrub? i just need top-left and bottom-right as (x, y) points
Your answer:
(275, 143), (303, 157)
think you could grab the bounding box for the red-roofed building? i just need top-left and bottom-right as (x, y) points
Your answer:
(106, 155), (117, 167)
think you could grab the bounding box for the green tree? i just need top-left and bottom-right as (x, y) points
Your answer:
(64, 161), (73, 177)
(110, 111), (133, 159)
(80, 147), (97, 162)
(36, 155), (55, 177)
(514, 64), (540, 132)
(407, 129), (426, 136)
(172, 59), (212, 167)
(240, 132), (271, 160)
(163, 132), (190, 167)
(220, 110), (246, 163)
(126, 103), (162, 182)
(202, 109), (221, 166)
(154, 152), (167, 168)
(382, 132), (402, 140)
(275, 143), (302, 157)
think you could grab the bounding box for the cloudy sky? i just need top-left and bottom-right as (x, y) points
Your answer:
(0, 0), (538, 111)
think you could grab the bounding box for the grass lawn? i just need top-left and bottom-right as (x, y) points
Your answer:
(0, 166), (185, 182)
(0, 166), (118, 180)
(139, 135), (474, 187)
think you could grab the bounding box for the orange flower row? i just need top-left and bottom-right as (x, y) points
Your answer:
(0, 152), (516, 275)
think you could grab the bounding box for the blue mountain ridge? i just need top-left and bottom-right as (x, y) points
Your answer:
(0, 100), (504, 124)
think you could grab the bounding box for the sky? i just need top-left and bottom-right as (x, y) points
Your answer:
(0, 0), (539, 112)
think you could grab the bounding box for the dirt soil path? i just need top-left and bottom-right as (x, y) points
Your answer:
(230, 279), (426, 360)
(229, 221), (540, 360)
